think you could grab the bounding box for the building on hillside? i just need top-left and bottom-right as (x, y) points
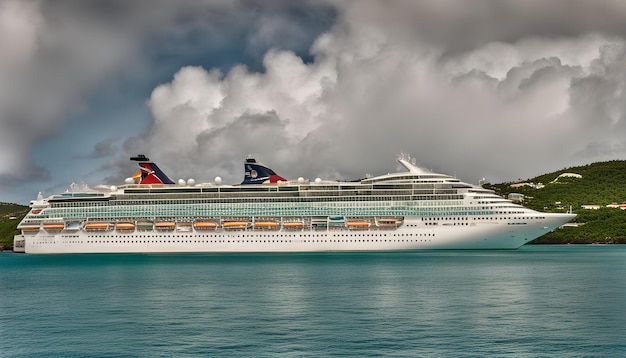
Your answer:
(561, 222), (585, 228)
(509, 182), (544, 189)
(551, 172), (582, 183)
(581, 205), (600, 210)
(508, 193), (524, 202)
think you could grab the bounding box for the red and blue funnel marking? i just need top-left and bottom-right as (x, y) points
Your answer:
(241, 158), (286, 184)
(131, 155), (174, 184)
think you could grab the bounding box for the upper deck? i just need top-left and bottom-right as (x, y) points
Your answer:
(21, 155), (526, 222)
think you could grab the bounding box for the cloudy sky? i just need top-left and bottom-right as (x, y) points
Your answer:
(2, 0), (626, 204)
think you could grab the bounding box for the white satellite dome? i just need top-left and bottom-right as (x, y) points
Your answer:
(178, 179), (186, 185)
(298, 177), (305, 184)
(215, 176), (222, 185)
(315, 178), (322, 184)
(187, 178), (196, 186)
(110, 185), (117, 192)
(124, 178), (134, 184)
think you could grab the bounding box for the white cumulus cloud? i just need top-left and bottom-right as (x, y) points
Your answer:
(118, 0), (626, 186)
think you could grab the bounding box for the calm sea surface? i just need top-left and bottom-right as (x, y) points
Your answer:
(1, 245), (625, 357)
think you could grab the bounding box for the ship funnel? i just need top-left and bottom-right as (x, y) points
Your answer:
(241, 159), (286, 184)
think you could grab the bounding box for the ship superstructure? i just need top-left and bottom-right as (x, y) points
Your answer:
(14, 154), (575, 253)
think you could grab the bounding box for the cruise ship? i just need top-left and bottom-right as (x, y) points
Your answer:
(13, 154), (575, 253)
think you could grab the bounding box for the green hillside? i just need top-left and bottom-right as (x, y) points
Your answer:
(487, 160), (626, 244)
(0, 203), (28, 250)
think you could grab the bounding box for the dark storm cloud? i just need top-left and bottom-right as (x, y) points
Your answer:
(0, 0), (335, 202)
(73, 137), (120, 159)
(333, 0), (626, 51)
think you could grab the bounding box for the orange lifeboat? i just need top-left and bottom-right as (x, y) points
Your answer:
(223, 221), (249, 229)
(347, 221), (371, 228)
(116, 222), (135, 231)
(155, 222), (176, 230)
(84, 222), (111, 231)
(43, 223), (65, 230)
(194, 221), (218, 230)
(283, 221), (304, 229)
(254, 221), (279, 229)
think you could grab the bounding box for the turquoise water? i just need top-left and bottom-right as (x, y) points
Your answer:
(1, 246), (625, 357)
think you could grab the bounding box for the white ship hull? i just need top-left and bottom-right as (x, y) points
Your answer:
(18, 214), (574, 254)
(15, 154), (577, 254)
